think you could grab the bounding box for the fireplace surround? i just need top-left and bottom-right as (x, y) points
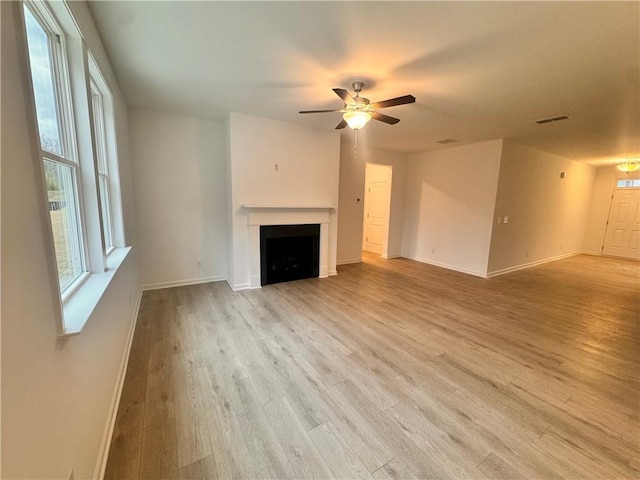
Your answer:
(244, 205), (334, 289)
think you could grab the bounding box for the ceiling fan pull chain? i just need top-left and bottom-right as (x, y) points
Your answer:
(353, 129), (358, 162)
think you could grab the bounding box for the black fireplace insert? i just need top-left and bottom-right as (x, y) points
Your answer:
(260, 224), (320, 286)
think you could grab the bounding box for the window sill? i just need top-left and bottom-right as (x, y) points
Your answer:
(59, 246), (131, 337)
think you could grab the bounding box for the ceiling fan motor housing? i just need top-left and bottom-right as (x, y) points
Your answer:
(352, 81), (365, 94)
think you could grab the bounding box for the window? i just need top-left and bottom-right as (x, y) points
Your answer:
(616, 179), (640, 188)
(90, 79), (114, 252)
(24, 2), (87, 293)
(22, 0), (129, 334)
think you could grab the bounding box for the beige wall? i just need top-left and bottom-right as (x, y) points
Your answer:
(1, 2), (140, 479)
(402, 140), (503, 276)
(582, 166), (640, 254)
(487, 140), (595, 275)
(129, 109), (228, 287)
(337, 142), (407, 264)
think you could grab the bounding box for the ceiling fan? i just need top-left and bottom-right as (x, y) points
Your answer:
(299, 82), (416, 130)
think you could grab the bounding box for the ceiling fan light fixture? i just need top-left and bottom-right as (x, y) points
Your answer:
(343, 110), (371, 130)
(617, 158), (640, 173)
(300, 83), (414, 129)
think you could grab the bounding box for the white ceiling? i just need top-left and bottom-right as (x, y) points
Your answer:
(88, 1), (639, 166)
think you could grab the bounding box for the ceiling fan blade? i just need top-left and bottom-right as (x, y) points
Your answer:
(333, 88), (355, 105)
(372, 112), (401, 125)
(335, 119), (347, 129)
(299, 109), (343, 114)
(371, 94), (416, 109)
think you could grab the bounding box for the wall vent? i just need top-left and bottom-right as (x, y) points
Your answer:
(535, 114), (571, 125)
(436, 138), (458, 144)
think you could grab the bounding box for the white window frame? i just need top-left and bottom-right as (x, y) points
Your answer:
(23, 0), (90, 300)
(21, 0), (131, 336)
(87, 51), (126, 255)
(90, 78), (115, 254)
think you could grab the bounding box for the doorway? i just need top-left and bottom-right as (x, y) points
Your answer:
(602, 187), (640, 260)
(362, 163), (392, 257)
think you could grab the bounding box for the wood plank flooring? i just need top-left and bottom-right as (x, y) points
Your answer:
(105, 253), (640, 479)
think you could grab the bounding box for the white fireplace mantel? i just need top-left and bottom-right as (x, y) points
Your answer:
(243, 205), (334, 288)
(242, 204), (335, 209)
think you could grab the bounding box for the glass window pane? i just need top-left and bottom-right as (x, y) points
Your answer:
(44, 159), (84, 290)
(99, 175), (114, 250)
(617, 179), (640, 188)
(24, 6), (63, 155)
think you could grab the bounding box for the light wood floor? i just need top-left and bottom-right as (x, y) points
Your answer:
(105, 253), (640, 479)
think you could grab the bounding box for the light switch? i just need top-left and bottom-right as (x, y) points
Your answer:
(503, 216), (509, 223)
(497, 217), (502, 223)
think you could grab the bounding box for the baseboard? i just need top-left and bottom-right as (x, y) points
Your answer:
(402, 254), (487, 278)
(142, 275), (226, 291)
(486, 251), (580, 277)
(336, 257), (362, 265)
(381, 253), (401, 260)
(226, 277), (251, 291)
(328, 269), (338, 276)
(582, 250), (639, 261)
(94, 287), (143, 479)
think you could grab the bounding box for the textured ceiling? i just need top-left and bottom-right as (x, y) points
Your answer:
(88, 1), (639, 166)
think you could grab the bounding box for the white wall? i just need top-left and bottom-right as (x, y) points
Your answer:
(337, 142), (407, 264)
(582, 166), (640, 255)
(487, 140), (595, 275)
(402, 140), (503, 276)
(227, 113), (340, 289)
(1, 2), (140, 479)
(129, 109), (228, 288)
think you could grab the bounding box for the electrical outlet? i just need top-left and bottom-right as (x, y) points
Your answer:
(503, 216), (509, 224)
(431, 248), (436, 254)
(497, 216), (502, 223)
(525, 250), (529, 258)
(196, 259), (202, 269)
(560, 245), (563, 251)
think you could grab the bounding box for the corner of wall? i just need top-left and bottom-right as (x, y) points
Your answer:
(486, 141), (597, 274)
(401, 139), (503, 277)
(223, 114), (235, 287)
(482, 139), (505, 275)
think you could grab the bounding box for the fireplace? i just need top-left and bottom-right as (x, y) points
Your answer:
(260, 224), (320, 285)
(243, 205), (333, 289)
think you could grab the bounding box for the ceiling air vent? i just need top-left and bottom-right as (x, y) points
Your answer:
(436, 138), (458, 144)
(535, 114), (571, 125)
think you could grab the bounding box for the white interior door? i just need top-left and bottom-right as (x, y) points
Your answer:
(363, 164), (391, 255)
(602, 189), (640, 260)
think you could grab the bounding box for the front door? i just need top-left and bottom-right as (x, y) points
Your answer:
(602, 189), (640, 260)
